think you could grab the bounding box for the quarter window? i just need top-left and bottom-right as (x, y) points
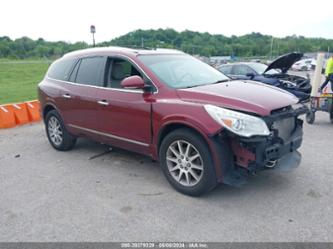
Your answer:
(75, 57), (106, 87)
(47, 59), (76, 81)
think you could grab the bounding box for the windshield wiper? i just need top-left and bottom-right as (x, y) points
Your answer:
(181, 79), (230, 89)
(211, 79), (231, 84)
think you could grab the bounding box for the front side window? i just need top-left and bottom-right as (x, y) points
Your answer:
(75, 57), (106, 87)
(47, 59), (76, 81)
(138, 54), (229, 89)
(107, 58), (143, 88)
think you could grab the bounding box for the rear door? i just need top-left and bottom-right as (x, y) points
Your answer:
(59, 56), (107, 138)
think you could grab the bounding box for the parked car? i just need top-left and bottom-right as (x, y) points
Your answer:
(38, 47), (307, 196)
(311, 58), (327, 73)
(291, 58), (315, 71)
(218, 53), (311, 102)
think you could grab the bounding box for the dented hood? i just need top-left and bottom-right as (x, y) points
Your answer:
(264, 52), (303, 74)
(177, 80), (299, 116)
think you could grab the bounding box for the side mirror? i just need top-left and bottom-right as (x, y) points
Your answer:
(246, 73), (255, 79)
(121, 75), (145, 89)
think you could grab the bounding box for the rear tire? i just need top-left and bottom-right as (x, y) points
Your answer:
(159, 128), (217, 196)
(45, 110), (76, 151)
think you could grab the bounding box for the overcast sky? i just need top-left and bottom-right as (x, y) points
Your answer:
(1, 0), (332, 44)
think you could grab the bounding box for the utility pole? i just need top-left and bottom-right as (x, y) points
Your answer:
(90, 25), (96, 47)
(270, 36), (274, 60)
(141, 37), (144, 48)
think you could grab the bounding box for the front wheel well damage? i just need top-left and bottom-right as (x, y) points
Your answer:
(157, 123), (208, 154)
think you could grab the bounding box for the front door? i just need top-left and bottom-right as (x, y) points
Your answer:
(94, 57), (153, 155)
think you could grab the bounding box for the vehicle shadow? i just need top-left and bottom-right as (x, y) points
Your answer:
(72, 138), (296, 200)
(73, 137), (160, 172)
(207, 170), (294, 200)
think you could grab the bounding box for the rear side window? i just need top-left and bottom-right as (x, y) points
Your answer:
(75, 57), (106, 87)
(47, 59), (76, 81)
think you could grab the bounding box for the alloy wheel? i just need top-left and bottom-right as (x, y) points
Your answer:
(166, 140), (204, 187)
(48, 116), (63, 146)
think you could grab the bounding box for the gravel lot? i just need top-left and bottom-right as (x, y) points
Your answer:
(0, 110), (332, 242)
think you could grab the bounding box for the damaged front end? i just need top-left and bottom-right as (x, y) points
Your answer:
(216, 104), (308, 187)
(266, 73), (311, 94)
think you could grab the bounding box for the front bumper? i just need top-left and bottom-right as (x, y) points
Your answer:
(215, 105), (307, 186)
(273, 150), (301, 172)
(235, 118), (303, 173)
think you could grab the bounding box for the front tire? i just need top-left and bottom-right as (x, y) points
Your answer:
(159, 128), (217, 196)
(45, 110), (76, 151)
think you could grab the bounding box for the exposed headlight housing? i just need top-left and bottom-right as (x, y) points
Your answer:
(204, 104), (270, 137)
(279, 80), (296, 88)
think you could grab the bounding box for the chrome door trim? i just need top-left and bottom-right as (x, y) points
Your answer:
(68, 124), (149, 147)
(62, 93), (72, 98)
(46, 77), (144, 94)
(97, 100), (109, 106)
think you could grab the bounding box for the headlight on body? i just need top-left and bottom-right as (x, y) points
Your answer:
(204, 104), (270, 137)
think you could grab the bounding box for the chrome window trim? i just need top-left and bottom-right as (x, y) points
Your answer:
(46, 76), (144, 93)
(68, 124), (149, 147)
(47, 54), (159, 94)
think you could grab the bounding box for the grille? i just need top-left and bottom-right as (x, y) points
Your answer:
(271, 117), (295, 141)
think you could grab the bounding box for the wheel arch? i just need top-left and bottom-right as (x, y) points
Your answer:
(157, 122), (209, 154)
(156, 121), (225, 183)
(42, 103), (58, 122)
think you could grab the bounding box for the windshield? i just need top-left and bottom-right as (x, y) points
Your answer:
(138, 54), (229, 88)
(250, 63), (280, 75)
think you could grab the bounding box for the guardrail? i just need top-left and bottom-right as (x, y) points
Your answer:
(0, 100), (41, 129)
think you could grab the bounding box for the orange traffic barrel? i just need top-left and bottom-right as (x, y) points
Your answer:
(9, 103), (30, 125)
(0, 105), (16, 128)
(25, 101), (41, 122)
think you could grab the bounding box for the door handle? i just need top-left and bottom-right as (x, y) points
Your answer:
(97, 100), (109, 106)
(62, 94), (72, 99)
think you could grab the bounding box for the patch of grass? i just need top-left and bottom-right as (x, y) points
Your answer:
(0, 60), (50, 104)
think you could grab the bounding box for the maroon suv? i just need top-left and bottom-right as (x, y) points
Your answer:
(38, 47), (308, 196)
